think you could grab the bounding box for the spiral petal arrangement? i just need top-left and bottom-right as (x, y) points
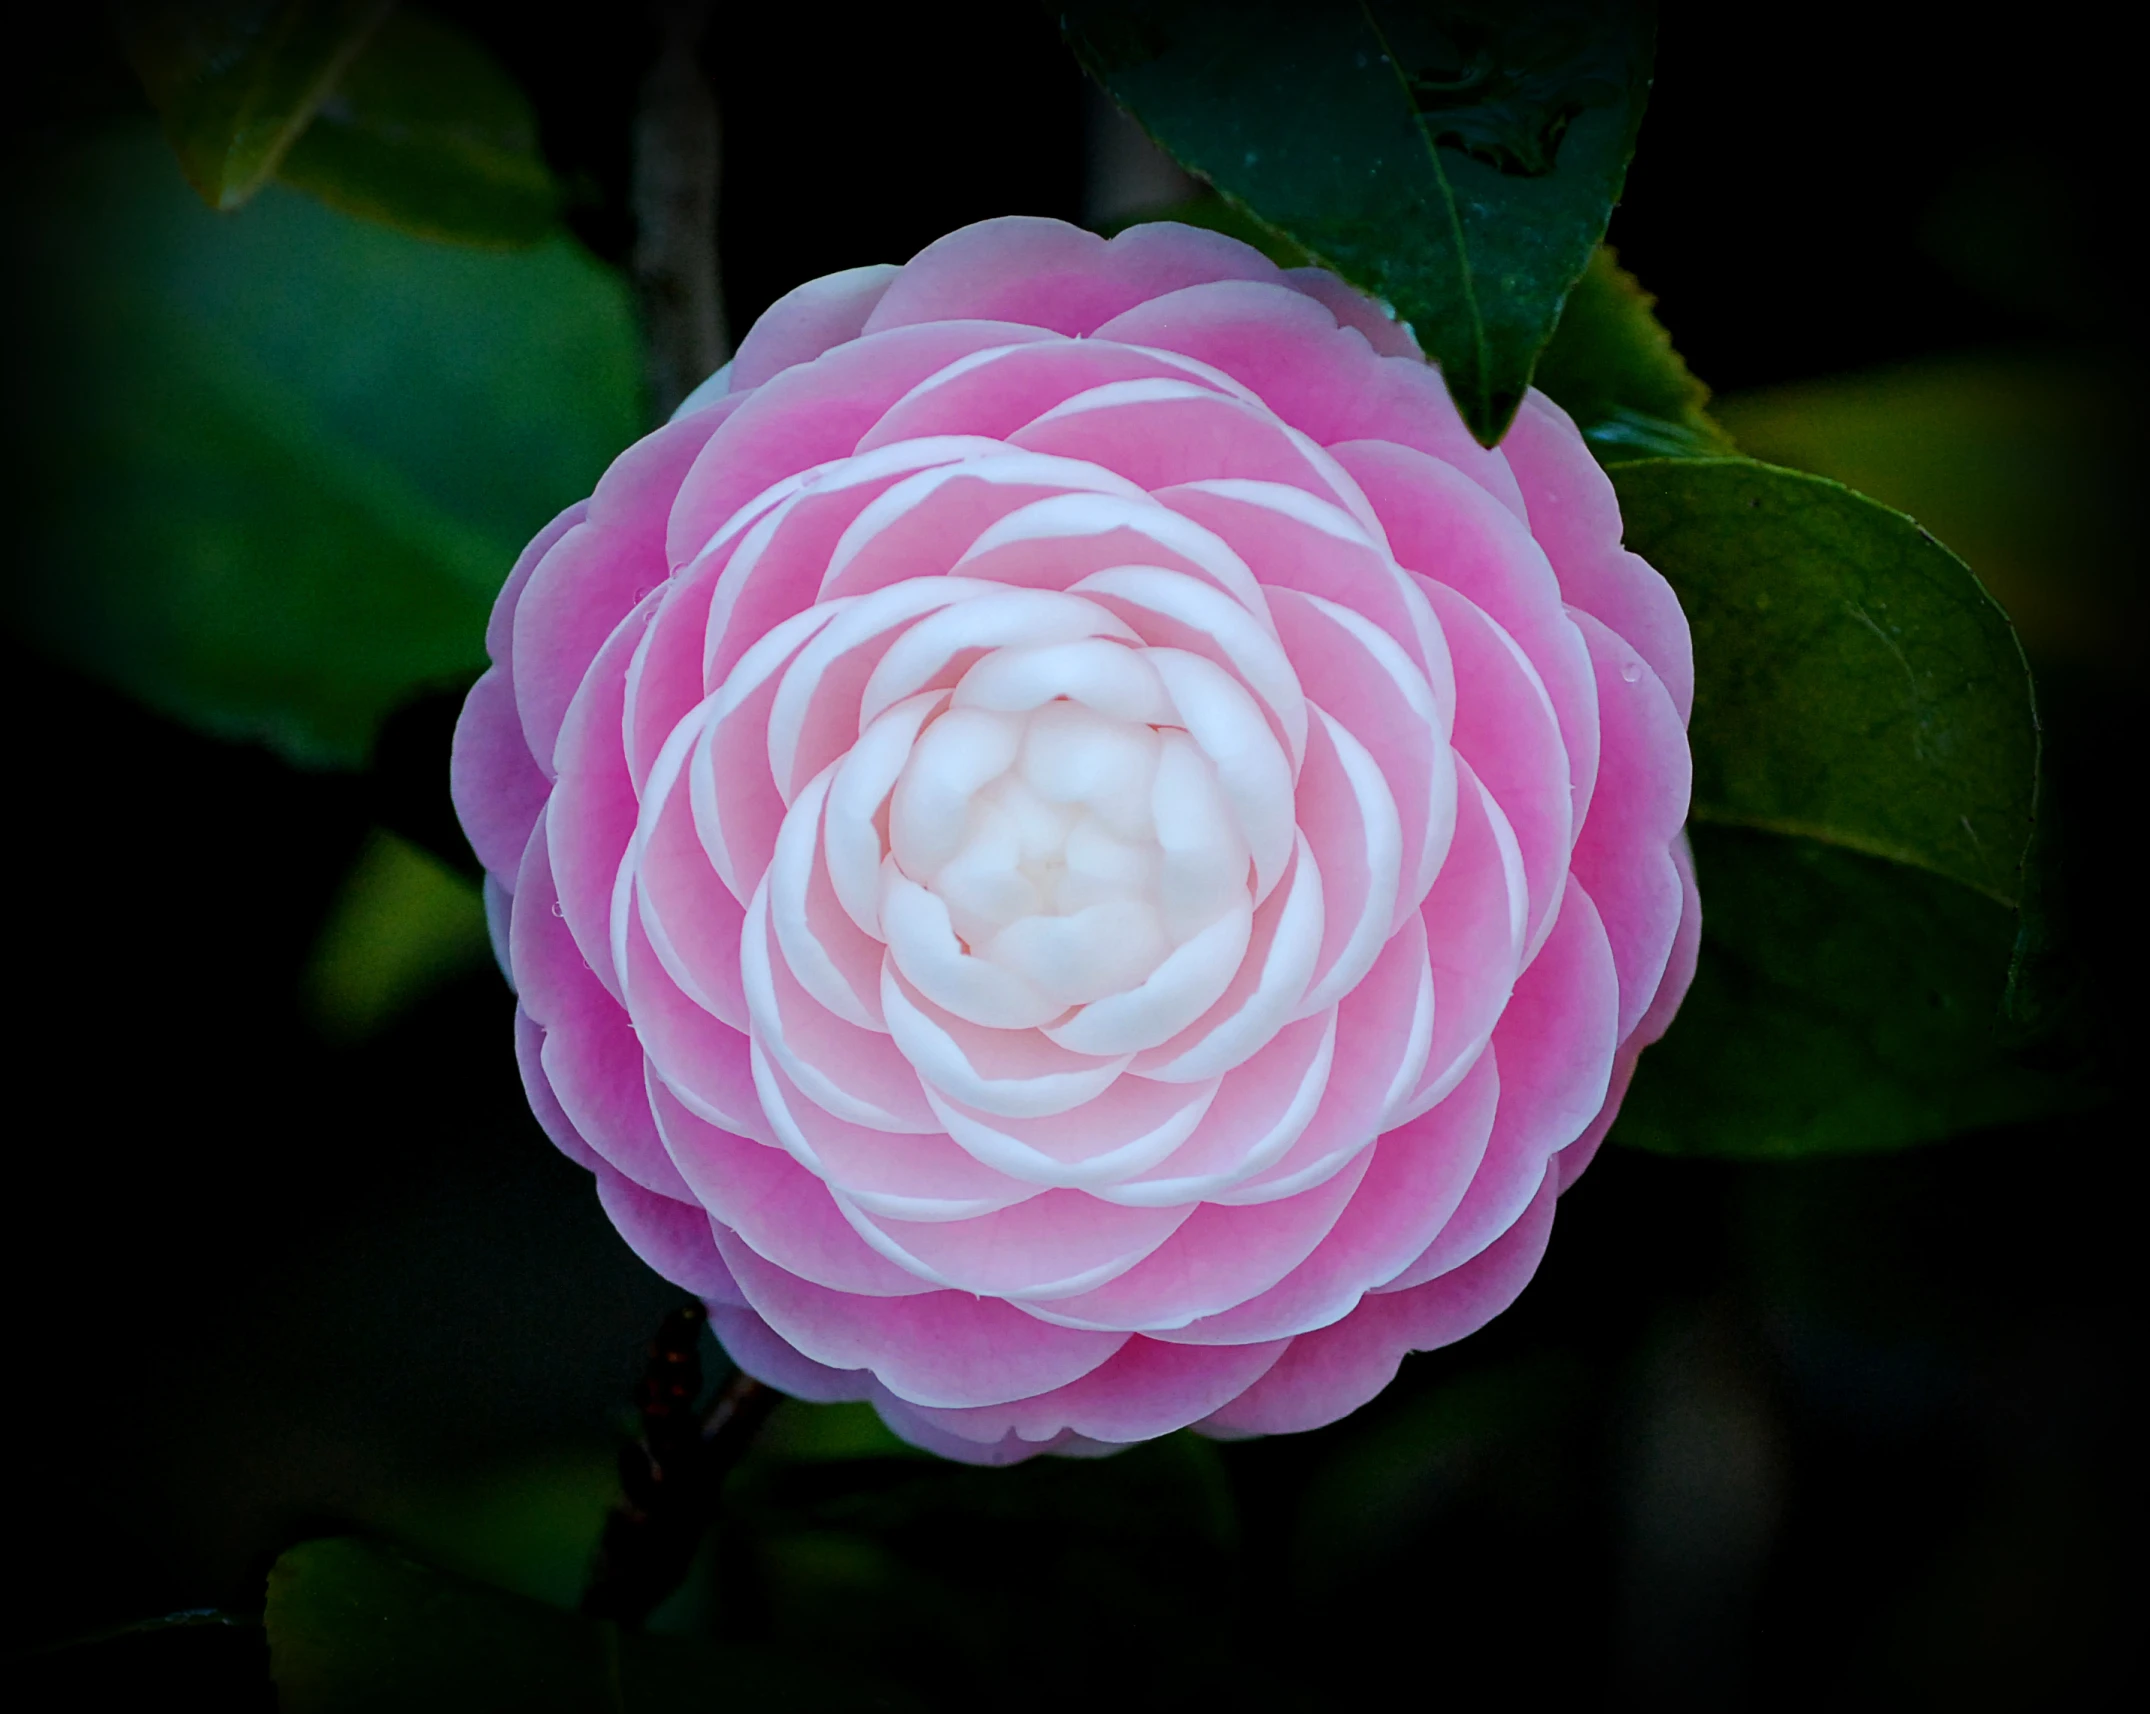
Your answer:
(454, 217), (1697, 1462)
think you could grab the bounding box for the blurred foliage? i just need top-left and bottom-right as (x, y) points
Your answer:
(115, 0), (390, 210)
(1533, 245), (1734, 458)
(1712, 355), (2129, 667)
(277, 6), (560, 245)
(3, 122), (639, 766)
(1063, 0), (1656, 445)
(265, 1537), (887, 1712)
(306, 827), (490, 1039)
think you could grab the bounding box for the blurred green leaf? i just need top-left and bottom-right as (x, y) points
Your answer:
(1711, 354), (2127, 664)
(266, 1538), (874, 1712)
(4, 124), (641, 766)
(115, 0), (391, 210)
(1062, 0), (1655, 445)
(276, 7), (558, 245)
(1532, 247), (1733, 460)
(306, 828), (489, 1038)
(1613, 459), (2038, 907)
(1617, 825), (2088, 1157)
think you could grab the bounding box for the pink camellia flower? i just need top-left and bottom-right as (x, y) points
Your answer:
(453, 217), (1697, 1462)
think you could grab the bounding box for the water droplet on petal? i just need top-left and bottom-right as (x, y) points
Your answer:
(1620, 660), (1643, 684)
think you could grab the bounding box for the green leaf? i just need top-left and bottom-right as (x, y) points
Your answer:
(1612, 458), (2038, 906)
(1616, 825), (2089, 1157)
(1061, 1), (1656, 445)
(115, 0), (391, 210)
(4, 124), (641, 766)
(1531, 247), (1734, 461)
(266, 1538), (852, 1712)
(276, 7), (559, 246)
(305, 829), (490, 1039)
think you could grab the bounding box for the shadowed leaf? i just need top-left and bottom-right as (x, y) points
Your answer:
(116, 0), (390, 209)
(1061, 0), (1655, 445)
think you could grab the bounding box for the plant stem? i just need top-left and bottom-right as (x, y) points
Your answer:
(581, 1304), (780, 1627)
(632, 0), (727, 421)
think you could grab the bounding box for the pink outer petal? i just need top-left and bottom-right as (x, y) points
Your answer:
(547, 591), (659, 1002)
(619, 912), (763, 1135)
(1091, 279), (1526, 517)
(486, 500), (586, 676)
(1499, 391), (1694, 723)
(1568, 610), (1690, 1039)
(708, 1302), (877, 1404)
(513, 409), (734, 770)
(894, 1334), (1292, 1449)
(663, 321), (1059, 569)
(1013, 1144), (1372, 1334)
(593, 1162), (743, 1304)
(1280, 265), (1420, 358)
(714, 1228), (1128, 1410)
(1332, 437), (1598, 824)
(861, 217), (1282, 338)
(650, 1079), (936, 1297)
(1169, 1050), (1499, 1344)
(1406, 760), (1526, 1113)
(1557, 832), (1700, 1193)
(848, 1189), (1194, 1301)
(514, 1006), (602, 1174)
(632, 766), (750, 1031)
(1007, 389), (1352, 503)
(1198, 1164), (1558, 1437)
(731, 263), (903, 390)
(451, 667), (549, 882)
(511, 822), (693, 1201)
(857, 340), (1235, 452)
(1385, 878), (1618, 1291)
(1423, 578), (1573, 957)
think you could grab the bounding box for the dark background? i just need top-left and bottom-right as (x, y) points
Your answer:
(5, 4), (2139, 1706)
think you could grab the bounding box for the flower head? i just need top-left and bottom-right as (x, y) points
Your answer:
(454, 216), (1697, 1462)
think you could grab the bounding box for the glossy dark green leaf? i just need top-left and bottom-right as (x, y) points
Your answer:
(4, 125), (640, 766)
(1613, 458), (2038, 905)
(115, 0), (390, 210)
(276, 7), (559, 245)
(1615, 826), (2090, 1157)
(1532, 247), (1733, 461)
(265, 1538), (854, 1712)
(1061, 0), (1655, 445)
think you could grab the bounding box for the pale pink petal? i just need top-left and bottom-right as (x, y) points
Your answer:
(649, 1078), (937, 1297)
(1422, 578), (1573, 957)
(862, 216), (1281, 338)
(545, 592), (659, 1002)
(664, 321), (1060, 569)
(1387, 877), (1617, 1288)
(709, 1300), (877, 1402)
(898, 1334), (1291, 1448)
(514, 1005), (602, 1174)
(593, 1162), (743, 1303)
(845, 1190), (1194, 1301)
(512, 411), (731, 768)
(1199, 1165), (1558, 1436)
(1334, 438), (1598, 822)
(1500, 391), (1694, 722)
(1093, 279), (1526, 516)
(857, 338), (1240, 452)
(1568, 610), (1691, 1038)
(1176, 1051), (1499, 1343)
(1008, 383), (1353, 503)
(731, 263), (902, 389)
(510, 824), (693, 1201)
(1280, 265), (1420, 358)
(715, 1229), (1128, 1409)
(486, 500), (586, 674)
(451, 666), (548, 881)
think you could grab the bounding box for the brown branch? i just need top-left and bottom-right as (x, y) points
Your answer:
(581, 1303), (782, 1628)
(632, 0), (728, 421)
